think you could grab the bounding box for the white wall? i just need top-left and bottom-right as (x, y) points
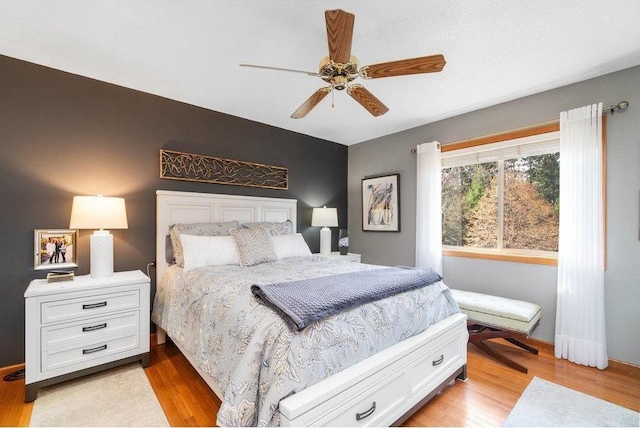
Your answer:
(348, 65), (640, 365)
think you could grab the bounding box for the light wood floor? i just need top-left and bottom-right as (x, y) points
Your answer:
(2, 337), (638, 427)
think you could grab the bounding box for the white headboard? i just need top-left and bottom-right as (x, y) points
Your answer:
(156, 190), (297, 278)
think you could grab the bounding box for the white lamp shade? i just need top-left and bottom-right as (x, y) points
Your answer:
(69, 195), (128, 230)
(311, 207), (338, 227)
(69, 195), (127, 278)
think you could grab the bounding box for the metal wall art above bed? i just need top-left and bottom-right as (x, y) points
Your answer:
(160, 149), (288, 190)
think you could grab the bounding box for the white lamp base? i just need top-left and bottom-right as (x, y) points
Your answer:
(319, 227), (331, 255)
(90, 230), (114, 278)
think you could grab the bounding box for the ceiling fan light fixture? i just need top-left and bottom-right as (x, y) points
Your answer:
(319, 55), (360, 85)
(332, 75), (348, 91)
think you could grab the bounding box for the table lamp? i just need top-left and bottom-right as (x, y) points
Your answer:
(311, 206), (338, 255)
(69, 195), (128, 278)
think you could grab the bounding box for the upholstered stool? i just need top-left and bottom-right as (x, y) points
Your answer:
(450, 289), (541, 373)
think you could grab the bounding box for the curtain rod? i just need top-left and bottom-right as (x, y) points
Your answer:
(410, 100), (629, 153)
(604, 100), (629, 115)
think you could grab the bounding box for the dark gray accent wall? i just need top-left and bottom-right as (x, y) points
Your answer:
(0, 55), (348, 367)
(349, 65), (640, 365)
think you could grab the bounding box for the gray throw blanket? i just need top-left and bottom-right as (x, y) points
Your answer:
(251, 266), (443, 330)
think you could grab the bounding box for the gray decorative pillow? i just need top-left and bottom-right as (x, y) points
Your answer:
(169, 221), (239, 267)
(165, 235), (175, 265)
(242, 220), (294, 236)
(230, 226), (278, 267)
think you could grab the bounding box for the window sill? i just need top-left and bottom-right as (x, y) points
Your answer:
(442, 247), (558, 266)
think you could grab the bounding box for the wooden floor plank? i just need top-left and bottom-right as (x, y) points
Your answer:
(1, 335), (638, 426)
(0, 365), (33, 427)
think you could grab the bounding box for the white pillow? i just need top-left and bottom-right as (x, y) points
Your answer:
(271, 233), (312, 259)
(180, 234), (240, 271)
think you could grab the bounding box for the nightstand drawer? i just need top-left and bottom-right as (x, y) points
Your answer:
(41, 289), (140, 324)
(42, 311), (139, 350)
(42, 331), (140, 372)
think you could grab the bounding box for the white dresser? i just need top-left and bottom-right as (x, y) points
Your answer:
(24, 270), (150, 402)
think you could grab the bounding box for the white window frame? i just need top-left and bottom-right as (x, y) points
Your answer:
(441, 126), (560, 265)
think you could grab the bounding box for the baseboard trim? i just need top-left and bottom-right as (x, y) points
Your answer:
(524, 337), (554, 353)
(523, 337), (640, 376)
(608, 358), (640, 377)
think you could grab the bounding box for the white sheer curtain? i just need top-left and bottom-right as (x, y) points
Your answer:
(415, 141), (442, 274)
(555, 102), (608, 369)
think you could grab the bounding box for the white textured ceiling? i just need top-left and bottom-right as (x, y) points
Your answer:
(1, 1), (640, 145)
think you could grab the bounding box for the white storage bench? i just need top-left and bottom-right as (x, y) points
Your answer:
(450, 289), (541, 373)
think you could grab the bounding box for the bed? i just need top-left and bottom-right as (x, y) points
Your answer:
(153, 190), (468, 427)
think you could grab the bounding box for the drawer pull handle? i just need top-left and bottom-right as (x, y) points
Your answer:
(432, 354), (445, 366)
(82, 344), (107, 354)
(83, 301), (107, 310)
(82, 323), (107, 332)
(355, 402), (376, 421)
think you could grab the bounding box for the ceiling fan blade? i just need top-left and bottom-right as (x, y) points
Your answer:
(361, 54), (446, 79)
(347, 85), (389, 117)
(325, 9), (355, 64)
(240, 64), (319, 77)
(291, 87), (332, 119)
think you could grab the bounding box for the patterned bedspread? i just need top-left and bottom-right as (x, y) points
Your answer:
(151, 256), (460, 426)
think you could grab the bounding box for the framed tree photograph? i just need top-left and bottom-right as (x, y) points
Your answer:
(362, 173), (400, 232)
(34, 229), (78, 270)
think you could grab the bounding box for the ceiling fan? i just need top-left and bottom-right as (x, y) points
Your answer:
(240, 9), (446, 119)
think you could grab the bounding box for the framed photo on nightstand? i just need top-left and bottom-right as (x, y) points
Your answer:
(34, 229), (78, 270)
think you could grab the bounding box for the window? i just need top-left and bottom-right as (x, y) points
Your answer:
(441, 126), (560, 264)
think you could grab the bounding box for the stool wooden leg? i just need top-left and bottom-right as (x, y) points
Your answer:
(472, 341), (528, 374)
(465, 324), (537, 373)
(505, 338), (539, 355)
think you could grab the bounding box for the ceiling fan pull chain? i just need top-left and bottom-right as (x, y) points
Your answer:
(332, 90), (335, 108)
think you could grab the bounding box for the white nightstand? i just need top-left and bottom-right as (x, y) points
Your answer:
(318, 252), (362, 263)
(24, 270), (150, 402)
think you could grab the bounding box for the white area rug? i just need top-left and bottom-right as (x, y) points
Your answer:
(30, 363), (169, 427)
(502, 377), (639, 427)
